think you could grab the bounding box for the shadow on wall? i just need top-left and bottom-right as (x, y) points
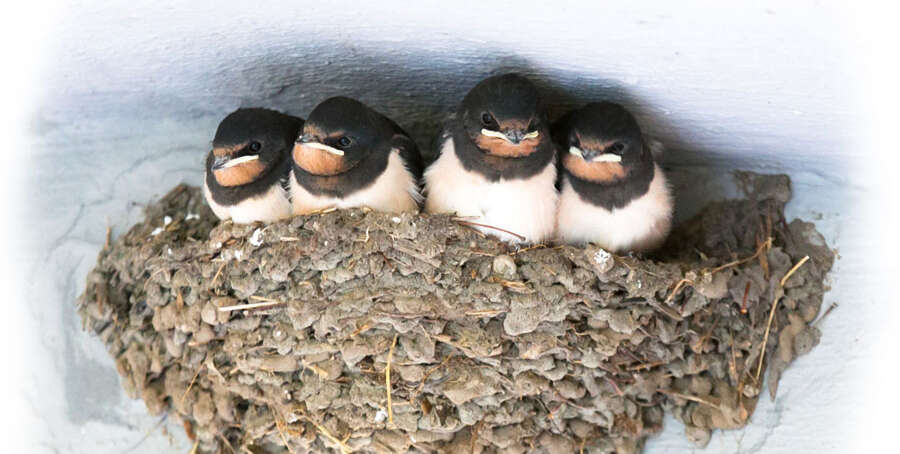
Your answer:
(221, 40), (708, 165)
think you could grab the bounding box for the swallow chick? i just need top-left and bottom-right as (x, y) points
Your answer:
(553, 102), (673, 253)
(423, 74), (557, 244)
(203, 108), (303, 224)
(289, 96), (423, 214)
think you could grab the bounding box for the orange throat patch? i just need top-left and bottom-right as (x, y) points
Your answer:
(563, 153), (627, 183)
(475, 135), (540, 158)
(212, 159), (266, 187)
(293, 144), (347, 176)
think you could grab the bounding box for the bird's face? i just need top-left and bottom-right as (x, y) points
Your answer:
(293, 97), (391, 176)
(560, 102), (646, 184)
(209, 108), (299, 187)
(461, 74), (547, 158)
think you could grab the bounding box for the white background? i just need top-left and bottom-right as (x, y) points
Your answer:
(1, 1), (898, 452)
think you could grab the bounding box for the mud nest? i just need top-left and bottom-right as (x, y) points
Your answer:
(78, 172), (833, 453)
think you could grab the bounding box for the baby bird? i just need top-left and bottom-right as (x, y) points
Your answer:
(553, 102), (673, 253)
(423, 74), (557, 244)
(203, 108), (303, 223)
(289, 96), (423, 214)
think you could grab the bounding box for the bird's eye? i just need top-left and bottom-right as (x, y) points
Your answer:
(609, 142), (625, 154)
(481, 112), (495, 126)
(249, 141), (262, 152)
(337, 136), (352, 148)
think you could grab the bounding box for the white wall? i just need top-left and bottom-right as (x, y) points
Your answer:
(14, 1), (890, 453)
(39, 1), (861, 173)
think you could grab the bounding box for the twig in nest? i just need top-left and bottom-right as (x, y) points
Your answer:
(303, 417), (353, 454)
(757, 232), (771, 280)
(546, 404), (563, 421)
(740, 281), (751, 314)
(646, 298), (684, 321)
(813, 302), (839, 328)
(410, 353), (455, 403)
(780, 255), (810, 287)
(211, 261), (227, 285)
(393, 243), (442, 267)
(386, 334), (398, 425)
(104, 223), (111, 249)
(626, 360), (667, 372)
(666, 237), (773, 304)
(470, 420), (485, 454)
(464, 309), (506, 317)
(694, 316), (720, 352)
(709, 237), (772, 274)
(606, 377), (624, 396)
(305, 207), (338, 215)
(180, 363), (205, 407)
(467, 249), (496, 257)
(512, 243), (549, 255)
(664, 278), (694, 304)
(218, 298), (286, 312)
(301, 360), (329, 379)
(660, 390), (721, 409)
(452, 218), (526, 242)
(175, 288), (184, 311)
(755, 255), (810, 382)
(274, 413), (298, 454)
(217, 431), (236, 454)
(94, 288), (104, 315)
(349, 321), (372, 338)
(488, 277), (533, 292)
(183, 418), (195, 441)
(189, 440), (199, 454)
(729, 335), (740, 384)
(379, 252), (396, 272)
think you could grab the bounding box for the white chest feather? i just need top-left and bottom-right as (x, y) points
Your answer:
(556, 164), (673, 253)
(202, 176), (292, 224)
(290, 151), (421, 214)
(423, 138), (558, 244)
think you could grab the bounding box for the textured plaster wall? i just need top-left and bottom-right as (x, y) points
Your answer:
(15, 1), (886, 452)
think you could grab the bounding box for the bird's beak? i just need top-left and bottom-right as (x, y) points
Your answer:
(568, 146), (584, 158)
(568, 146), (622, 163)
(504, 129), (525, 144)
(213, 154), (260, 170)
(302, 141), (344, 156)
(590, 153), (622, 163)
(481, 128), (539, 145)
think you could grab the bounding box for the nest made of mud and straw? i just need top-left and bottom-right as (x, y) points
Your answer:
(78, 171), (833, 454)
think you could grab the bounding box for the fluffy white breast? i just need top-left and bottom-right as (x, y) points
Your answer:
(423, 137), (558, 244)
(556, 164), (673, 253)
(203, 175), (292, 224)
(290, 151), (420, 214)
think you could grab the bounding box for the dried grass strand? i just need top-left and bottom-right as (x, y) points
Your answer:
(217, 300), (286, 312)
(386, 334), (398, 425)
(304, 417), (353, 454)
(452, 218), (526, 242)
(780, 255), (810, 287)
(755, 255), (810, 381)
(180, 363), (205, 407)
